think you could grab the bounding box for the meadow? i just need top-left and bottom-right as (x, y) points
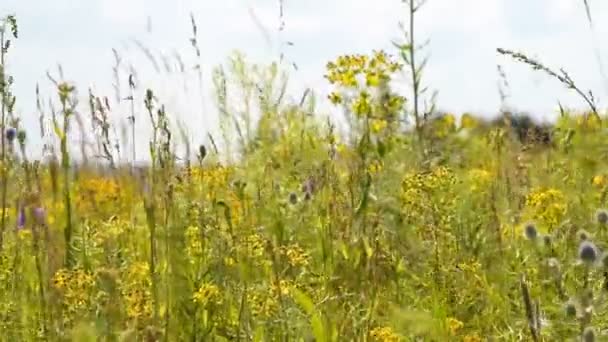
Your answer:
(0, 3), (607, 341)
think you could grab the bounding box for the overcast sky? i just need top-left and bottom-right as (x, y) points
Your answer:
(0, 0), (607, 160)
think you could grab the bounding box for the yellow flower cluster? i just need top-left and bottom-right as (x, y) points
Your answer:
(270, 279), (293, 296)
(120, 262), (153, 321)
(325, 50), (406, 120)
(92, 218), (128, 245)
(524, 187), (567, 229)
(576, 113), (601, 131)
(592, 174), (607, 188)
(428, 113), (457, 138)
(190, 165), (233, 193)
(325, 51), (401, 89)
(76, 176), (131, 219)
(463, 334), (482, 342)
(52, 268), (96, 323)
(185, 225), (203, 261)
(247, 287), (279, 319)
(400, 166), (457, 227)
(369, 326), (401, 342)
(278, 244), (310, 268)
(193, 282), (222, 306)
(460, 113), (480, 129)
(467, 168), (493, 192)
(446, 317), (464, 335)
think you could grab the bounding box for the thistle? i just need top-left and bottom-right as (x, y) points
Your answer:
(524, 222), (538, 241)
(596, 209), (608, 225)
(579, 240), (599, 265)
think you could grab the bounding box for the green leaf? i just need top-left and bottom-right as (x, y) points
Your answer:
(311, 313), (327, 342)
(253, 325), (265, 342)
(53, 120), (65, 140)
(291, 287), (315, 316)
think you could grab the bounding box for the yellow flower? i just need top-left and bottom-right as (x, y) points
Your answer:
(352, 92), (372, 117)
(223, 257), (235, 267)
(460, 113), (479, 129)
(446, 317), (464, 335)
(366, 71), (380, 87)
(193, 282), (222, 306)
(328, 92), (343, 105)
(371, 119), (388, 133)
(367, 159), (384, 175)
(593, 174), (607, 188)
(468, 168), (492, 191)
(370, 326), (400, 342)
(524, 187), (567, 229)
(463, 333), (482, 342)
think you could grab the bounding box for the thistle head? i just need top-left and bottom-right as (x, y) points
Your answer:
(288, 192), (298, 205)
(523, 222), (538, 241)
(582, 326), (596, 342)
(564, 300), (577, 318)
(579, 240), (599, 265)
(597, 209), (608, 225)
(5, 127), (16, 142)
(578, 229), (591, 242)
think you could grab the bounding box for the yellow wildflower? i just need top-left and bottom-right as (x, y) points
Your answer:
(593, 174), (607, 188)
(370, 326), (400, 342)
(193, 282), (222, 306)
(371, 119), (388, 133)
(524, 187), (567, 229)
(447, 317), (464, 335)
(463, 333), (482, 342)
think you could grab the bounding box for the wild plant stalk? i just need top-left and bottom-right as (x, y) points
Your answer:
(144, 88), (160, 322)
(520, 275), (540, 342)
(54, 81), (76, 267)
(0, 15), (17, 249)
(395, 0), (432, 150)
(189, 13), (206, 146)
(406, 0), (420, 133)
(497, 48), (599, 120)
(128, 74), (136, 169)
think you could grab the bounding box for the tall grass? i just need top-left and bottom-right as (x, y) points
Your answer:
(0, 3), (607, 341)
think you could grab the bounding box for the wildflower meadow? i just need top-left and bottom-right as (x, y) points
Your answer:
(1, 1), (608, 341)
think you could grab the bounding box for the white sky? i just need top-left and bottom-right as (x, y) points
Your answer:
(1, 0), (607, 161)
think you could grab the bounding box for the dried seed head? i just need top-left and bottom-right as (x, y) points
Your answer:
(597, 209), (608, 225)
(582, 326), (596, 342)
(579, 240), (599, 265)
(524, 222), (538, 240)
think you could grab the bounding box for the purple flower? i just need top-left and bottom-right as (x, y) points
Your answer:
(17, 206), (25, 229)
(5, 127), (16, 142)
